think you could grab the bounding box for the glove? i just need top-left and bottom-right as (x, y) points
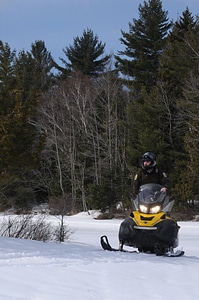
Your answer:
(160, 187), (167, 193)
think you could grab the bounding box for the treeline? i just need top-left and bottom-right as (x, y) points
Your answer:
(0, 0), (199, 213)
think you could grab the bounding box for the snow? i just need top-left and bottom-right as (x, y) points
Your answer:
(0, 212), (198, 300)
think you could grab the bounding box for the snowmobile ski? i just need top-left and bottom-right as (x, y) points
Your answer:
(100, 235), (184, 257)
(100, 235), (138, 253)
(100, 235), (120, 252)
(163, 249), (185, 257)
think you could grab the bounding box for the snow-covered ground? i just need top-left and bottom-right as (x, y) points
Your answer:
(0, 212), (198, 300)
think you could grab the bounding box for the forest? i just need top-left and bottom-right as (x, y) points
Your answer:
(0, 0), (199, 215)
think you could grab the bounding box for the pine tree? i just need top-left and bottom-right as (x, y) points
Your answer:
(0, 41), (16, 85)
(159, 9), (199, 148)
(57, 28), (111, 77)
(115, 0), (171, 92)
(125, 87), (169, 173)
(15, 41), (55, 94)
(30, 40), (55, 91)
(158, 9), (199, 204)
(159, 8), (199, 96)
(0, 41), (16, 119)
(0, 42), (45, 175)
(114, 0), (171, 175)
(171, 7), (199, 39)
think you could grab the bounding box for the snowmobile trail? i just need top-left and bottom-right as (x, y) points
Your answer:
(0, 213), (199, 300)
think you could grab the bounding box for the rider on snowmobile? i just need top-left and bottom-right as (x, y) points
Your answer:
(101, 151), (184, 256)
(117, 152), (176, 255)
(133, 152), (171, 196)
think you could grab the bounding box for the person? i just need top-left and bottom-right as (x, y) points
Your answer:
(133, 151), (171, 196)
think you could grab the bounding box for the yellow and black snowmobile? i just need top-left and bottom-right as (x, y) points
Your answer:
(101, 183), (184, 257)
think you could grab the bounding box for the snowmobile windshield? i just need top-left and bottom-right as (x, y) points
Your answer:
(137, 183), (165, 214)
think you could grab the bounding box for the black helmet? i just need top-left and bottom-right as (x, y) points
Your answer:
(141, 152), (156, 169)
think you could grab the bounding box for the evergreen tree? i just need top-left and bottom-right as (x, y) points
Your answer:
(15, 50), (36, 96)
(30, 40), (55, 91)
(171, 7), (199, 39)
(0, 41), (16, 120)
(0, 41), (47, 210)
(114, 0), (171, 176)
(15, 41), (55, 94)
(125, 87), (169, 174)
(115, 0), (171, 92)
(159, 8), (199, 96)
(158, 9), (199, 204)
(0, 41), (16, 85)
(57, 28), (111, 77)
(0, 43), (46, 173)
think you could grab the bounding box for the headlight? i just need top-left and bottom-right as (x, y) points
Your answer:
(139, 205), (148, 213)
(150, 205), (161, 214)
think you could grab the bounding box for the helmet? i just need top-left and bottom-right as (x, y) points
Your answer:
(141, 152), (156, 169)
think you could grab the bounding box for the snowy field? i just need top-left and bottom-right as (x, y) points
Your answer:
(0, 211), (198, 300)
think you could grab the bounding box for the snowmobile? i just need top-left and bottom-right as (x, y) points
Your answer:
(101, 183), (184, 257)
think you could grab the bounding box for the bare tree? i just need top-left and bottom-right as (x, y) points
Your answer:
(34, 69), (128, 212)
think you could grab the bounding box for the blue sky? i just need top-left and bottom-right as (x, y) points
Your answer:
(0, 0), (198, 64)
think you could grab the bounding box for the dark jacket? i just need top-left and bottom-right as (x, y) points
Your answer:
(133, 167), (171, 195)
